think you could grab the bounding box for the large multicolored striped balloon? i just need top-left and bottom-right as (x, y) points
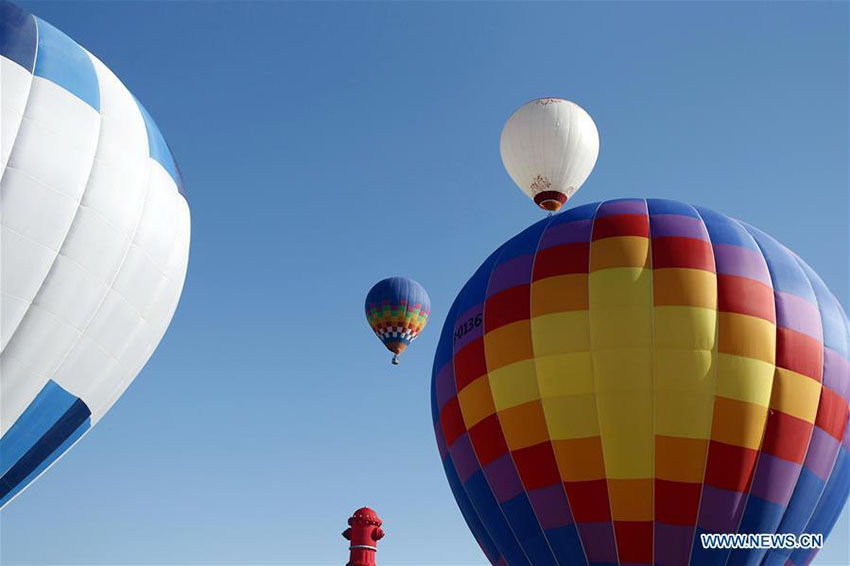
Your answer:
(0, 1), (190, 508)
(431, 199), (850, 566)
(365, 277), (430, 365)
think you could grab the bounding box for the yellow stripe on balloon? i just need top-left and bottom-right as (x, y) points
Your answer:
(769, 367), (822, 423)
(531, 311), (591, 356)
(488, 359), (539, 411)
(589, 231), (654, 524)
(714, 354), (776, 407)
(534, 352), (594, 398)
(542, 394), (601, 439)
(457, 375), (496, 429)
(590, 237), (651, 271)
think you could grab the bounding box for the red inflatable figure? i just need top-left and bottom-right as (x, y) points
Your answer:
(342, 507), (385, 566)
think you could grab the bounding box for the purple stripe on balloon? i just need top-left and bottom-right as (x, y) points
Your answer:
(749, 452), (802, 505)
(654, 523), (695, 566)
(435, 363), (457, 410)
(484, 452), (524, 503)
(453, 304), (485, 352)
(488, 254), (533, 296)
(775, 291), (823, 342)
(596, 199), (647, 217)
(450, 433), (481, 483)
(712, 243), (772, 286)
(649, 214), (710, 241)
(843, 431), (850, 451)
(576, 522), (618, 564)
(698, 484), (748, 532)
(823, 348), (850, 399)
(527, 483), (574, 529)
(538, 219), (593, 250)
(804, 427), (841, 480)
(434, 421), (448, 460)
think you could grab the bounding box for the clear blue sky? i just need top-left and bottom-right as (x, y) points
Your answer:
(2, 1), (848, 564)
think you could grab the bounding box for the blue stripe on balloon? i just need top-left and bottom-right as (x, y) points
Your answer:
(790, 446), (850, 565)
(744, 224), (817, 301)
(0, 0), (36, 72)
(441, 452), (503, 565)
(727, 495), (787, 565)
(694, 206), (760, 252)
(0, 415), (89, 508)
(135, 98), (187, 198)
(542, 525), (585, 564)
(647, 198), (701, 217)
(465, 469), (531, 565)
(690, 526), (732, 566)
(762, 467), (827, 565)
(0, 380), (78, 477)
(500, 493), (558, 565)
(0, 380), (91, 506)
(33, 17), (99, 111)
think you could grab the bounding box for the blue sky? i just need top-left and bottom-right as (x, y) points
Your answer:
(2, 1), (848, 564)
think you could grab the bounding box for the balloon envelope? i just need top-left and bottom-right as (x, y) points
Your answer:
(431, 199), (850, 565)
(500, 98), (600, 212)
(0, 1), (190, 508)
(365, 277), (430, 363)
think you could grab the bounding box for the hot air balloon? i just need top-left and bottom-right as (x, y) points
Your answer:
(431, 199), (850, 566)
(0, 1), (190, 508)
(365, 277), (430, 365)
(500, 98), (600, 212)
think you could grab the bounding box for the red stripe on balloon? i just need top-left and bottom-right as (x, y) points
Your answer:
(591, 214), (650, 240)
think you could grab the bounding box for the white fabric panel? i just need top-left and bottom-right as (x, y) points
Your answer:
(0, 76), (100, 429)
(0, 75), (100, 352)
(42, 54), (150, 408)
(1, 49), (190, 437)
(46, 53), (190, 425)
(93, 192), (190, 423)
(500, 98), (600, 203)
(0, 56), (34, 177)
(76, 160), (189, 423)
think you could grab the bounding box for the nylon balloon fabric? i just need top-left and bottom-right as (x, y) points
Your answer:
(0, 1), (190, 508)
(365, 277), (430, 360)
(431, 199), (850, 566)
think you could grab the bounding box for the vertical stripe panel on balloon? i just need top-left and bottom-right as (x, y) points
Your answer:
(477, 220), (559, 565)
(726, 226), (823, 565)
(645, 200), (718, 565)
(527, 205), (606, 564)
(532, 203), (613, 565)
(689, 208), (777, 566)
(762, 260), (850, 566)
(449, 250), (532, 566)
(0, 16), (102, 431)
(588, 198), (654, 565)
(432, 301), (504, 566)
(788, 427), (850, 565)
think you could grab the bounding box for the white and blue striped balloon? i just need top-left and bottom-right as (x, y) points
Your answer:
(0, 1), (190, 508)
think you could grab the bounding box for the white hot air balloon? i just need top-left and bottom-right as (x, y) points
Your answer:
(500, 97), (600, 212)
(0, 1), (190, 508)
